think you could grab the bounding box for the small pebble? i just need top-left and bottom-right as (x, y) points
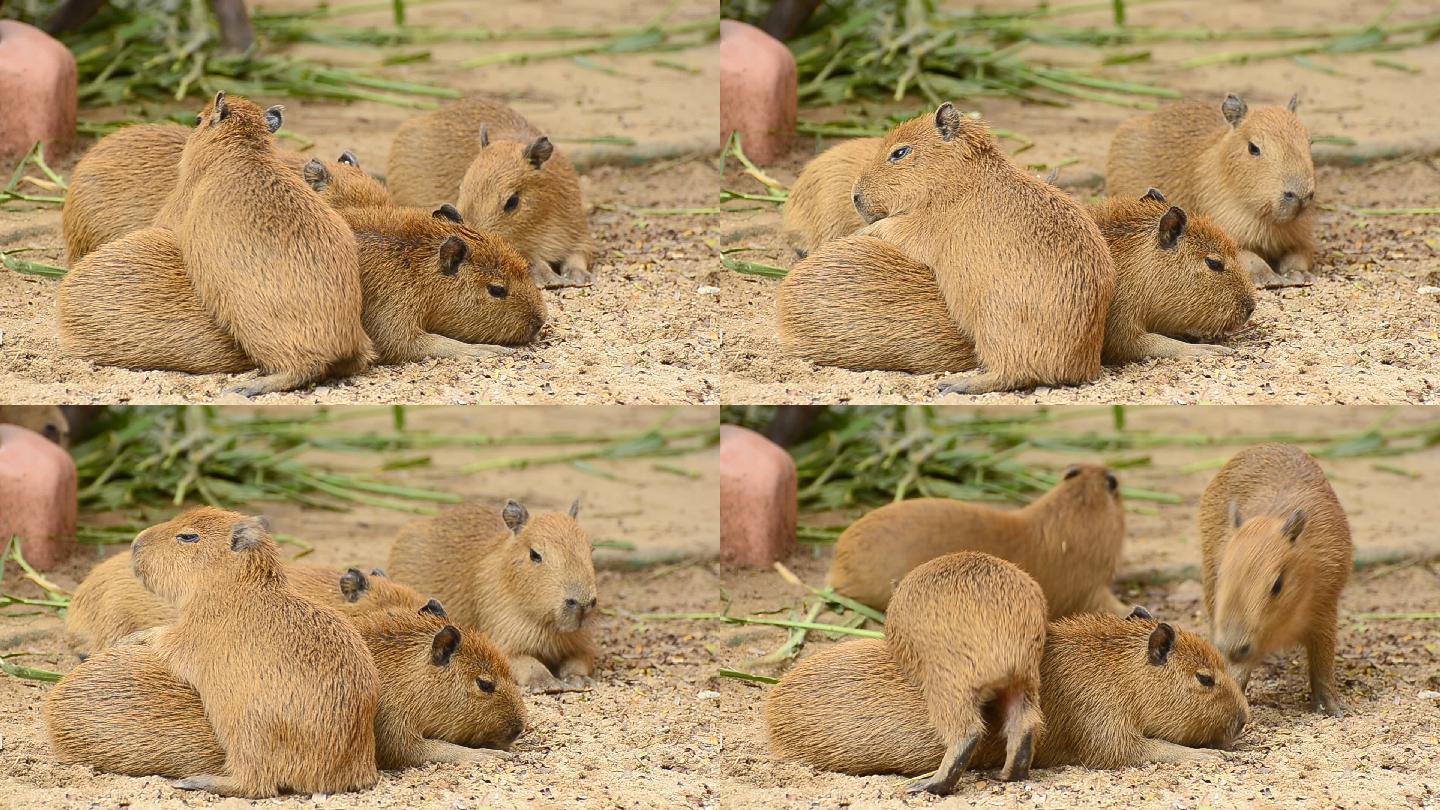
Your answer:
(1419, 690), (1440, 701)
(697, 286), (721, 296)
(698, 690), (721, 701)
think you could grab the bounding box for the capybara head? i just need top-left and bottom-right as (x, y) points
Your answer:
(423, 213), (547, 345)
(337, 567), (430, 612)
(851, 102), (993, 224)
(355, 605), (528, 750)
(0, 405), (69, 446)
(497, 499), (597, 633)
(1120, 614), (1250, 749)
(1211, 503), (1314, 670)
(302, 152), (392, 209)
(187, 91), (283, 155)
(1053, 463), (1123, 512)
(455, 127), (568, 260)
(1215, 93), (1314, 223)
(130, 507), (281, 606)
(1104, 189), (1255, 339)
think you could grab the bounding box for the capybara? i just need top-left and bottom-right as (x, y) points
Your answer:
(851, 103), (1114, 394)
(0, 405), (70, 445)
(1106, 93), (1316, 288)
(781, 137), (879, 256)
(828, 465), (1126, 618)
(386, 97), (594, 288)
(386, 499), (597, 692)
(1199, 443), (1352, 715)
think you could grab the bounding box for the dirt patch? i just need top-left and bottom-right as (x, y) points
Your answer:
(0, 405), (725, 808)
(0, 0), (723, 404)
(711, 407), (1440, 808)
(717, 0), (1440, 404)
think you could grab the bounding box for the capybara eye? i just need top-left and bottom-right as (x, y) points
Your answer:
(1271, 575), (1283, 596)
(1247, 141), (1261, 156)
(529, 548), (543, 563)
(487, 283), (508, 299)
(1196, 672), (1215, 688)
(888, 145), (912, 163)
(1105, 472), (1119, 492)
(176, 532), (200, 543)
(476, 677), (495, 694)
(1205, 257), (1225, 272)
(504, 193), (520, 213)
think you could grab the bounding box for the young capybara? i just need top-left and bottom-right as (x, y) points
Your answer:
(65, 550), (428, 654)
(884, 552), (1047, 794)
(386, 499), (598, 692)
(781, 137), (880, 256)
(337, 205), (547, 362)
(1106, 94), (1316, 288)
(1198, 443), (1352, 716)
(850, 103), (1114, 394)
(152, 92), (373, 397)
(62, 119), (387, 263)
(828, 465), (1126, 617)
(765, 613), (1249, 779)
(296, 152), (393, 209)
(386, 97), (594, 288)
(129, 507), (380, 797)
(47, 599), (527, 775)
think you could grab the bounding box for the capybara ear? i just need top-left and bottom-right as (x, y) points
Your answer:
(337, 150), (359, 167)
(569, 498), (581, 519)
(432, 203), (463, 224)
(431, 625), (462, 666)
(264, 105), (284, 134)
(1281, 509), (1307, 543)
(419, 598), (448, 619)
(340, 568), (369, 603)
(1228, 498), (1243, 529)
(303, 159), (330, 193)
(1221, 93), (1248, 128)
(213, 91), (229, 125)
(502, 499), (529, 533)
(479, 124), (490, 148)
(1128, 605), (1154, 621)
(370, 567), (387, 577)
(1141, 187), (1167, 204)
(1158, 206), (1188, 251)
(1147, 622), (1176, 666)
(230, 519), (266, 551)
(1287, 93), (1300, 113)
(255, 515), (273, 531)
(1063, 465), (1082, 480)
(438, 235), (468, 277)
(934, 102), (964, 142)
(1105, 471), (1119, 493)
(525, 136), (553, 169)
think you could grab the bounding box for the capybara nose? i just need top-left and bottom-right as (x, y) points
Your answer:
(1282, 191), (1298, 203)
(505, 721), (525, 746)
(852, 191), (861, 209)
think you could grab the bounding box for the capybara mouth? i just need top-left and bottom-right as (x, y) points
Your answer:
(851, 190), (884, 224)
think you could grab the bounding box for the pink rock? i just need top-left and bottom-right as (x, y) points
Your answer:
(719, 19), (796, 165)
(0, 425), (78, 571)
(720, 425), (797, 568)
(0, 21), (78, 166)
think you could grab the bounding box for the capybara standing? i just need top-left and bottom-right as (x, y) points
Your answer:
(1106, 93), (1316, 288)
(386, 499), (597, 692)
(884, 552), (1047, 794)
(781, 137), (880, 255)
(1199, 443), (1352, 715)
(128, 507), (380, 797)
(765, 613), (1248, 777)
(153, 92), (373, 396)
(386, 97), (594, 288)
(828, 465), (1126, 617)
(851, 103), (1114, 394)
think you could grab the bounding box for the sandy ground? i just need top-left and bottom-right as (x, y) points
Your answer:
(0, 0), (723, 404)
(718, 0), (1440, 405)
(0, 405), (726, 808)
(713, 406), (1440, 808)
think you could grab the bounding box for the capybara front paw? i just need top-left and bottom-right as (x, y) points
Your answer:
(1311, 692), (1347, 717)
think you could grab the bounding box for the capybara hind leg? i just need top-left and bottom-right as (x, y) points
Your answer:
(1134, 737), (1221, 765)
(173, 774), (271, 799)
(937, 371), (1028, 396)
(225, 370), (318, 398)
(907, 725), (982, 796)
(1306, 630), (1346, 717)
(998, 685), (1042, 782)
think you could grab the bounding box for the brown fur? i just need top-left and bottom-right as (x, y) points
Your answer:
(386, 499), (597, 692)
(1106, 95), (1316, 287)
(129, 507), (380, 797)
(386, 97), (593, 288)
(828, 465), (1126, 618)
(0, 405), (69, 445)
(153, 92), (373, 397)
(65, 552), (428, 654)
(1198, 443), (1352, 715)
(338, 205), (547, 363)
(884, 552), (1047, 794)
(766, 614), (1248, 777)
(781, 137), (879, 255)
(850, 104), (1114, 394)
(62, 122), (386, 264)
